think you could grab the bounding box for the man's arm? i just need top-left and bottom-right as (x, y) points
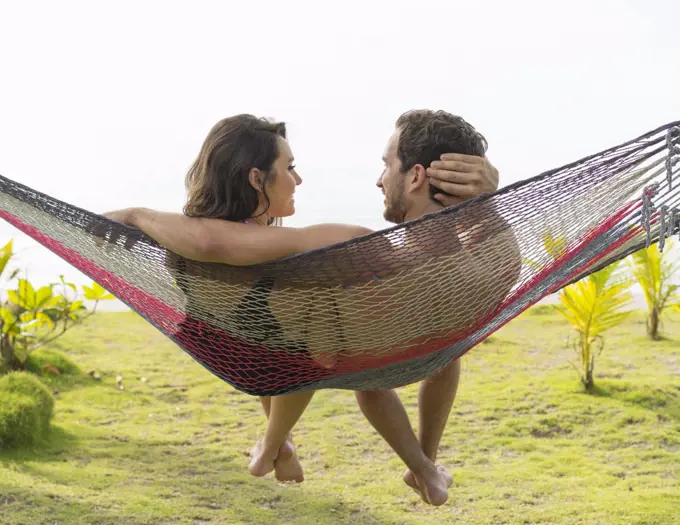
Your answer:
(424, 152), (510, 242)
(102, 208), (373, 266)
(426, 153), (499, 207)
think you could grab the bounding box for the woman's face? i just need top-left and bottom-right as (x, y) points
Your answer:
(261, 136), (302, 218)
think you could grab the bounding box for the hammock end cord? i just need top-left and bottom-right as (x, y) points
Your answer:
(641, 126), (680, 252)
(666, 126), (680, 191)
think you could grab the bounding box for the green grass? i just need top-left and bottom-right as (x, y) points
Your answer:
(1, 307), (679, 524)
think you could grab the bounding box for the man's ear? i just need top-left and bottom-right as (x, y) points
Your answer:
(406, 164), (428, 193)
(249, 168), (264, 192)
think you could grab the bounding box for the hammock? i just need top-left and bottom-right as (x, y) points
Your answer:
(1, 122), (679, 396)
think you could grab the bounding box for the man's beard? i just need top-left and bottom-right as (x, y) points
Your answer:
(383, 180), (407, 224)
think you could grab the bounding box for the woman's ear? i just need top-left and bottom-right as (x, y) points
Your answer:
(249, 168), (264, 192)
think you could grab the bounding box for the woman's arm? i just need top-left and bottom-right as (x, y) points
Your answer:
(102, 208), (373, 266)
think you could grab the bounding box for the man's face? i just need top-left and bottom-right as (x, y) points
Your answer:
(377, 128), (408, 224)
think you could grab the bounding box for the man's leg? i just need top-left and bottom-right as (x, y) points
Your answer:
(403, 359), (461, 487)
(355, 389), (452, 506)
(419, 359), (461, 461)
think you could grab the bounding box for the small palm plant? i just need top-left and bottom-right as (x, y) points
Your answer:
(627, 240), (680, 340)
(554, 261), (633, 391)
(527, 230), (633, 390)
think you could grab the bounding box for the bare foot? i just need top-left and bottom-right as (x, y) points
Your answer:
(403, 466), (453, 506)
(404, 465), (453, 490)
(248, 440), (277, 478)
(273, 439), (304, 482)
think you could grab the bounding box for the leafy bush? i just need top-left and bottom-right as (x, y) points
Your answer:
(0, 372), (54, 448)
(0, 239), (114, 372)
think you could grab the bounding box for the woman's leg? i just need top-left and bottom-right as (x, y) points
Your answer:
(249, 390), (314, 481)
(257, 394), (301, 481)
(259, 395), (271, 417)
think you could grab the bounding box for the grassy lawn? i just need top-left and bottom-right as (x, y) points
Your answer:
(1, 307), (679, 525)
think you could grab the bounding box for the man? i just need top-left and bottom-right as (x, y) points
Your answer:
(103, 110), (510, 506)
(355, 110), (517, 506)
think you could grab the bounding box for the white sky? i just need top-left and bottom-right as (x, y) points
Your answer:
(1, 0), (679, 309)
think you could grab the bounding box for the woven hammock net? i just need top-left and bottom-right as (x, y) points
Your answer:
(1, 122), (679, 396)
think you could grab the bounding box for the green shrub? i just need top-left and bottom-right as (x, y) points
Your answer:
(24, 348), (80, 377)
(0, 392), (42, 448)
(0, 372), (54, 448)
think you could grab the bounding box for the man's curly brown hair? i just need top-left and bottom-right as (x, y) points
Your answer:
(395, 110), (487, 199)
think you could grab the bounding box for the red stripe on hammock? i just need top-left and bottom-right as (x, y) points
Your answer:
(0, 211), (335, 393)
(340, 200), (642, 376)
(0, 198), (642, 391)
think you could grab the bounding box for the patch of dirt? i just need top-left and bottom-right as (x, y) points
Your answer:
(530, 425), (571, 438)
(196, 502), (222, 510)
(0, 494), (17, 506)
(256, 494), (281, 510)
(598, 372), (624, 379)
(660, 439), (680, 453)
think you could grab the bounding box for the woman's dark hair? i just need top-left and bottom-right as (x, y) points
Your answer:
(183, 114), (286, 223)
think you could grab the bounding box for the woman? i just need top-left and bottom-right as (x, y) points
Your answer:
(174, 114), (317, 483)
(111, 114), (380, 483)
(104, 113), (504, 490)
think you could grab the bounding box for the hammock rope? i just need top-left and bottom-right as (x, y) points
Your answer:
(1, 121), (679, 396)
